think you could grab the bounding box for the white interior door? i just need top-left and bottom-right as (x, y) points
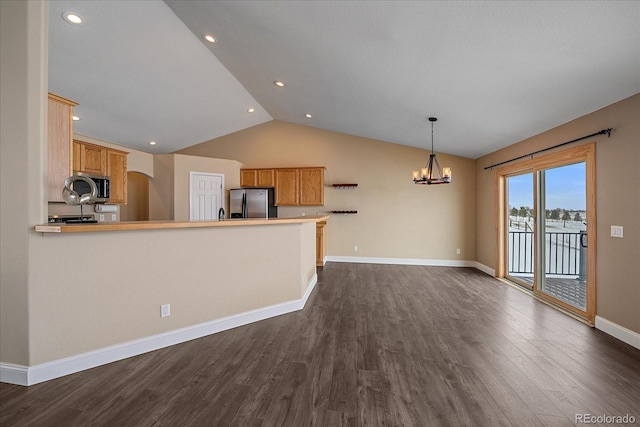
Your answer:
(190, 172), (224, 221)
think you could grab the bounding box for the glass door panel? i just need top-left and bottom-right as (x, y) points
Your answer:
(506, 173), (534, 289)
(536, 162), (587, 312)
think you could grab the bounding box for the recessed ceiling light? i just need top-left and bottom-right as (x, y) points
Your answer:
(304, 113), (312, 118)
(149, 141), (157, 146)
(247, 107), (255, 113)
(62, 12), (84, 25)
(72, 116), (80, 121)
(204, 34), (216, 43)
(274, 81), (285, 88)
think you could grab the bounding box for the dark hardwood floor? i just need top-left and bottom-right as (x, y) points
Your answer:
(1, 263), (639, 426)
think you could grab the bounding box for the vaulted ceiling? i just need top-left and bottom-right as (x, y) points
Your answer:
(48, 1), (639, 158)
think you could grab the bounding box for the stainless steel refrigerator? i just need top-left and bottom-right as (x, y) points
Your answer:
(229, 188), (278, 218)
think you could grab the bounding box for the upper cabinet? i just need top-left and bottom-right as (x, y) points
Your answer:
(47, 93), (77, 202)
(241, 168), (276, 187)
(47, 92), (129, 204)
(107, 150), (128, 204)
(78, 142), (107, 175)
(241, 167), (325, 206)
(257, 169), (275, 187)
(240, 169), (257, 187)
(299, 167), (325, 206)
(275, 169), (300, 206)
(73, 140), (128, 204)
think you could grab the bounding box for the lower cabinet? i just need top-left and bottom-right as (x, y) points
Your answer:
(316, 220), (326, 266)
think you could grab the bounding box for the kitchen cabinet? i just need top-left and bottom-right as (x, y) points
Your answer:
(275, 169), (299, 206)
(241, 168), (275, 187)
(299, 167), (324, 205)
(316, 220), (326, 266)
(47, 93), (77, 202)
(76, 142), (107, 175)
(241, 167), (325, 206)
(73, 141), (81, 173)
(73, 140), (128, 204)
(257, 169), (275, 187)
(107, 149), (128, 204)
(240, 169), (257, 187)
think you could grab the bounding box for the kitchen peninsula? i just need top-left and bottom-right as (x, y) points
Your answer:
(35, 215), (327, 233)
(27, 215), (327, 384)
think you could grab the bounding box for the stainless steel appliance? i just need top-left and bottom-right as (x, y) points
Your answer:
(230, 188), (277, 219)
(71, 173), (110, 203)
(48, 214), (96, 224)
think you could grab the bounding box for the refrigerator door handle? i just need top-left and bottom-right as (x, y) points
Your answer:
(242, 193), (247, 218)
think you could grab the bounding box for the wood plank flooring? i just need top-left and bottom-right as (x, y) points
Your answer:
(1, 263), (639, 426)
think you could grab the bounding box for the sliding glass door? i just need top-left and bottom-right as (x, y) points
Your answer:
(537, 163), (587, 311)
(505, 172), (534, 289)
(496, 144), (596, 323)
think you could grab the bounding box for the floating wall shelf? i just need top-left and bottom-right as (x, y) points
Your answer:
(332, 183), (358, 189)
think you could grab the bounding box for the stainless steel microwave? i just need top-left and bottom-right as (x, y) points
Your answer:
(72, 173), (110, 203)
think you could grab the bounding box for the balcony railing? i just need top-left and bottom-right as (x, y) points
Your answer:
(508, 231), (582, 276)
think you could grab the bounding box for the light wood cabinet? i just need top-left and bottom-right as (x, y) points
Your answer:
(73, 140), (128, 204)
(73, 141), (81, 173)
(241, 167), (325, 206)
(240, 169), (257, 187)
(316, 220), (326, 266)
(47, 93), (77, 202)
(299, 167), (325, 206)
(78, 143), (107, 175)
(257, 169), (275, 187)
(241, 169), (276, 187)
(275, 169), (300, 206)
(107, 150), (128, 204)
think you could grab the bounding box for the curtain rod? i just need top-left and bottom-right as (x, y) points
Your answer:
(483, 128), (612, 170)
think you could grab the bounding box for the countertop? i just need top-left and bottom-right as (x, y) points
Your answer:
(35, 215), (329, 234)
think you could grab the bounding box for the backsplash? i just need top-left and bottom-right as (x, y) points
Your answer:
(48, 202), (119, 222)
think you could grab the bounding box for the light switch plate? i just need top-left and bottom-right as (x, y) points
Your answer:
(610, 225), (623, 238)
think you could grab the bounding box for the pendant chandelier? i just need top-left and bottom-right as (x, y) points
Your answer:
(412, 117), (451, 185)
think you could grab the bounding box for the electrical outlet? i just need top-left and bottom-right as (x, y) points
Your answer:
(99, 214), (105, 222)
(161, 304), (170, 318)
(456, 248), (461, 255)
(301, 212), (306, 216)
(111, 214), (117, 221)
(353, 245), (358, 252)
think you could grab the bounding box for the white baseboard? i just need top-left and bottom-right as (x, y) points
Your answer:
(0, 274), (318, 387)
(472, 261), (496, 277)
(0, 364), (28, 386)
(325, 255), (475, 267)
(595, 316), (640, 350)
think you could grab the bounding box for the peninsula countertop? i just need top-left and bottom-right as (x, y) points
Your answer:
(35, 215), (329, 234)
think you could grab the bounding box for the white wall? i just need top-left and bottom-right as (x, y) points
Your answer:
(0, 0), (49, 366)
